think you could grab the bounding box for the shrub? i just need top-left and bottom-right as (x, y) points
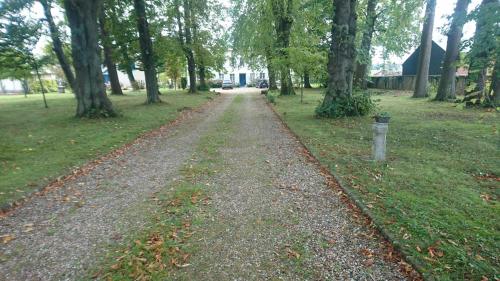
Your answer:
(181, 77), (187, 89)
(266, 91), (278, 104)
(315, 92), (376, 118)
(28, 79), (58, 93)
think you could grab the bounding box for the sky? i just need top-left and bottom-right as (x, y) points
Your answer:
(29, 0), (482, 65)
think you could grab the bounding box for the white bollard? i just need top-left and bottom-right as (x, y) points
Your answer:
(372, 122), (389, 161)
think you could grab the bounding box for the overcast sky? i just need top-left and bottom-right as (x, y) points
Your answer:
(30, 0), (482, 64)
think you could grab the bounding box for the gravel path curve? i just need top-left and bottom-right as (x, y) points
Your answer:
(0, 94), (233, 280)
(177, 90), (407, 280)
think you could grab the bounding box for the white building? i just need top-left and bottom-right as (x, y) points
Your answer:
(217, 59), (268, 87)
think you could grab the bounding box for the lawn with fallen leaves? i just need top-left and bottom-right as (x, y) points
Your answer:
(0, 90), (214, 208)
(272, 89), (499, 280)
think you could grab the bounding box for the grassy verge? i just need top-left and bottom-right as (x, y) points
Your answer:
(0, 90), (214, 207)
(271, 89), (499, 280)
(92, 95), (242, 280)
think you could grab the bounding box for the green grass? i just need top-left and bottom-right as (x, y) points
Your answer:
(0, 90), (214, 207)
(272, 89), (499, 280)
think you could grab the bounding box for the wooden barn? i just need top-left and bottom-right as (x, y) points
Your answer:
(402, 41), (445, 76)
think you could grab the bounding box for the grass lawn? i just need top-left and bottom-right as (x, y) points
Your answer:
(0, 89), (214, 208)
(271, 89), (499, 280)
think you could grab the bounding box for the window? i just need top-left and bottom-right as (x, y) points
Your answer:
(230, 74), (235, 83)
(219, 73), (224, 80)
(259, 72), (265, 79)
(250, 73), (255, 82)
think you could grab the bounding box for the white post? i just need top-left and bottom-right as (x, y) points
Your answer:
(372, 122), (389, 161)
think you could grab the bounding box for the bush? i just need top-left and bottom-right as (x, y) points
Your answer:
(28, 79), (58, 93)
(315, 92), (376, 118)
(266, 91), (278, 104)
(181, 77), (187, 89)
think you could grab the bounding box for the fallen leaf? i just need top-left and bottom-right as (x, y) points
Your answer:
(1, 234), (15, 244)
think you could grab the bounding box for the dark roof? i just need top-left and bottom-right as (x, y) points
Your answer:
(402, 41), (445, 76)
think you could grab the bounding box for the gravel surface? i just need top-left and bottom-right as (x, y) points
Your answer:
(0, 95), (233, 280)
(1, 89), (407, 280)
(177, 90), (407, 280)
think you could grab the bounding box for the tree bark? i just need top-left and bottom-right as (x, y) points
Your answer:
(34, 61), (48, 108)
(266, 50), (278, 90)
(271, 0), (295, 96)
(120, 48), (140, 90)
(22, 78), (29, 97)
(354, 0), (377, 90)
(133, 0), (161, 103)
(198, 64), (208, 90)
(175, 0), (197, 93)
(99, 10), (123, 96)
(304, 71), (312, 88)
(413, 0), (436, 98)
(490, 58), (499, 105)
(435, 0), (470, 101)
(321, 0), (357, 107)
(64, 0), (116, 118)
(40, 0), (76, 92)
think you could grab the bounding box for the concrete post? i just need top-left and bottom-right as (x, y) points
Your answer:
(372, 122), (389, 161)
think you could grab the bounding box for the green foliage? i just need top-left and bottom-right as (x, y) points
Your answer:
(181, 77), (188, 89)
(28, 79), (58, 93)
(315, 93), (376, 118)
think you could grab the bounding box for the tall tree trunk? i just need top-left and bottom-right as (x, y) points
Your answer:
(354, 0), (377, 90)
(304, 71), (312, 88)
(266, 50), (277, 90)
(134, 0), (161, 103)
(321, 0), (357, 108)
(175, 0), (196, 93)
(99, 10), (123, 96)
(120, 48), (140, 90)
(34, 61), (48, 108)
(198, 64), (208, 90)
(64, 0), (116, 118)
(271, 0), (295, 96)
(413, 0), (436, 98)
(435, 0), (470, 101)
(22, 78), (29, 97)
(40, 0), (76, 92)
(490, 58), (499, 105)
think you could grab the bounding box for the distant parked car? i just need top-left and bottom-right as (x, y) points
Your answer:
(222, 80), (234, 89)
(257, 79), (269, 89)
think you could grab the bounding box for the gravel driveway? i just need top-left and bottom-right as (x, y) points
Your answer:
(0, 89), (408, 280)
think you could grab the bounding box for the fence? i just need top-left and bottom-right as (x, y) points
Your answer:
(369, 75), (466, 96)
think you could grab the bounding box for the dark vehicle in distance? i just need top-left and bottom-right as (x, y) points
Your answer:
(256, 79), (268, 89)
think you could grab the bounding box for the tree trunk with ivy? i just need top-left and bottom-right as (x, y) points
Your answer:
(134, 0), (161, 103)
(266, 49), (278, 90)
(435, 0), (470, 101)
(321, 0), (357, 109)
(99, 10), (123, 96)
(413, 0), (436, 98)
(354, 0), (377, 90)
(64, 0), (116, 118)
(304, 71), (312, 88)
(40, 0), (76, 92)
(271, 0), (295, 96)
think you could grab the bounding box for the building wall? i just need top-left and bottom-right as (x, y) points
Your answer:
(0, 79), (24, 94)
(369, 75), (466, 96)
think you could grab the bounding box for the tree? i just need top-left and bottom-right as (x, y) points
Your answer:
(133, 0), (161, 103)
(320, 0), (358, 111)
(0, 10), (48, 107)
(270, 0), (295, 96)
(39, 0), (76, 92)
(174, 0), (197, 93)
(413, 0), (436, 98)
(64, 0), (116, 117)
(353, 0), (377, 89)
(435, 0), (470, 101)
(466, 0), (498, 105)
(99, 7), (123, 96)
